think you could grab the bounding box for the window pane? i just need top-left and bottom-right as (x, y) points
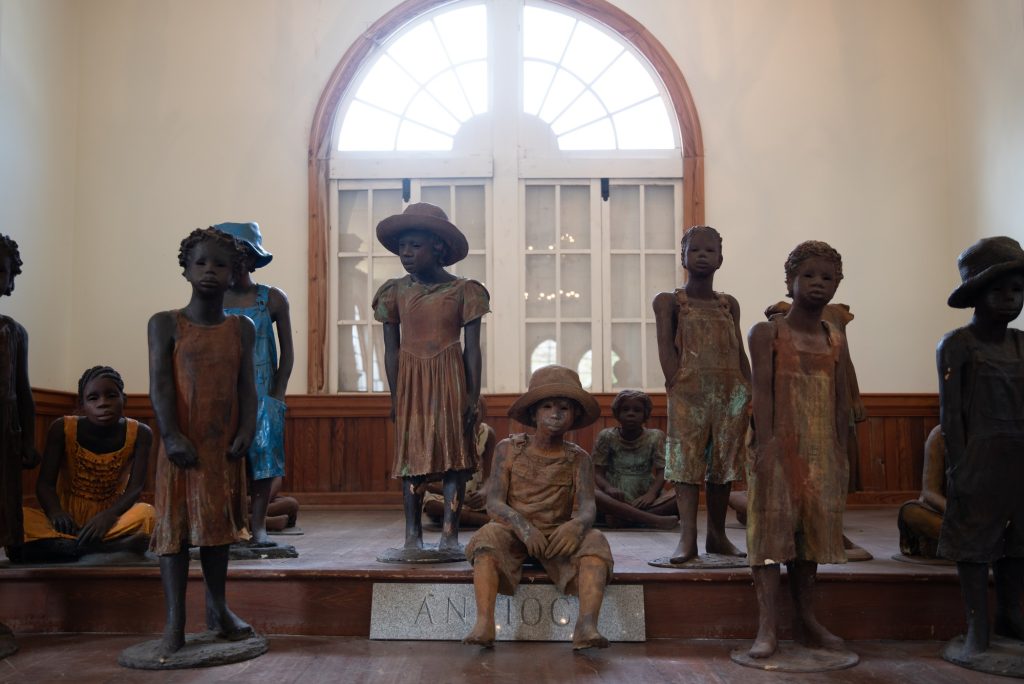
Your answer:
(557, 118), (615, 151)
(523, 61), (556, 117)
(609, 185), (640, 249)
(420, 185), (452, 214)
(611, 323), (642, 389)
(612, 98), (675, 150)
(433, 5), (487, 64)
(591, 52), (658, 113)
(644, 185), (676, 250)
(397, 120), (453, 151)
(387, 21), (450, 84)
(338, 102), (400, 151)
(560, 254), (590, 318)
(338, 324), (371, 391)
(538, 69), (585, 124)
(577, 350), (594, 390)
(338, 257), (369, 321)
(405, 91), (461, 136)
(645, 254), (677, 313)
(338, 189), (369, 252)
(646, 322), (663, 389)
(610, 254), (640, 318)
(455, 62), (488, 116)
(561, 21), (622, 84)
(523, 6), (574, 63)
(525, 254), (556, 318)
(354, 54), (420, 115)
(371, 325), (389, 392)
(561, 322), (591, 379)
(455, 185), (486, 248)
(525, 185), (556, 251)
(459, 254), (487, 286)
(372, 189), (404, 229)
(559, 185), (590, 250)
(425, 70), (474, 122)
(550, 89), (605, 135)
(372, 256), (404, 293)
(526, 323), (557, 386)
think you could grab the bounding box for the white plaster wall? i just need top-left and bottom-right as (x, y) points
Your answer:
(16, 0), (1021, 393)
(0, 0), (78, 390)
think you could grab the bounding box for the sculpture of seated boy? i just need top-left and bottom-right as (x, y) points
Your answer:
(937, 236), (1024, 663)
(593, 389), (677, 529)
(463, 365), (613, 650)
(21, 366), (155, 562)
(897, 425), (945, 559)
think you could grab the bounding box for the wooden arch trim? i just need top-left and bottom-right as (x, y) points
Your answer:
(307, 0), (704, 392)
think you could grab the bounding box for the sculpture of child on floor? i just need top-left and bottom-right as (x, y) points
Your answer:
(897, 425), (945, 560)
(463, 365), (613, 650)
(937, 236), (1024, 670)
(743, 241), (855, 665)
(21, 366), (155, 563)
(653, 225), (750, 564)
(373, 203), (489, 562)
(594, 390), (678, 529)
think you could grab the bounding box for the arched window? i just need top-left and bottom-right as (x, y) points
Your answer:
(309, 0), (704, 394)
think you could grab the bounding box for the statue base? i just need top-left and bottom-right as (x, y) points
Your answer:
(942, 635), (1024, 678)
(891, 552), (954, 566)
(730, 641), (859, 672)
(189, 543), (298, 561)
(377, 543), (466, 564)
(648, 554), (748, 570)
(0, 622), (17, 659)
(118, 631), (268, 670)
(844, 545), (873, 562)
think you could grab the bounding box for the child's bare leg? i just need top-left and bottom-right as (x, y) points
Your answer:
(20, 539), (80, 563)
(729, 491), (748, 526)
(955, 561), (991, 657)
(266, 514), (289, 532)
(648, 497), (680, 517)
(464, 553), (498, 647)
(595, 490), (677, 529)
(749, 563), (780, 658)
(158, 549), (189, 656)
(439, 471), (466, 552)
(994, 557), (1024, 640)
(85, 532), (151, 557)
(705, 482), (744, 556)
(572, 556), (610, 650)
(788, 560), (843, 650)
(670, 483), (699, 563)
(249, 477), (274, 545)
(402, 476), (425, 550)
(199, 544), (253, 640)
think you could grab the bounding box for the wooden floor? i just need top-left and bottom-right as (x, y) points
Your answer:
(0, 508), (970, 640)
(0, 634), (999, 683)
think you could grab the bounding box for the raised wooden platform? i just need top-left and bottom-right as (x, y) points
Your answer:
(0, 508), (968, 641)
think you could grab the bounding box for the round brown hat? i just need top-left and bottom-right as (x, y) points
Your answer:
(376, 203), (469, 267)
(508, 365), (600, 430)
(948, 236), (1024, 308)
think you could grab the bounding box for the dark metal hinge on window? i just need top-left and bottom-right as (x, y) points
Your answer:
(601, 178), (609, 201)
(402, 178), (411, 203)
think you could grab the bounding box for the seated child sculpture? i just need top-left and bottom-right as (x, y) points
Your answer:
(653, 225), (750, 563)
(463, 365), (613, 650)
(147, 228), (257, 656)
(424, 399), (496, 529)
(266, 477), (301, 534)
(897, 425), (945, 559)
(746, 241), (853, 659)
(937, 236), (1024, 662)
(593, 390), (678, 529)
(373, 203), (489, 557)
(21, 366), (155, 562)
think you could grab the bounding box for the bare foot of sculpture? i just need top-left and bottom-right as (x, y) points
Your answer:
(462, 620), (495, 648)
(572, 617), (609, 650)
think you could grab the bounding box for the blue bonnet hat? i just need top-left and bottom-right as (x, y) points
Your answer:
(214, 222), (273, 269)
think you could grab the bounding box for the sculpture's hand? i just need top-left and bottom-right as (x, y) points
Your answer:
(227, 433), (251, 461)
(521, 525), (548, 558)
(389, 400), (396, 423)
(49, 510), (78, 536)
(632, 490), (658, 509)
(77, 509), (117, 546)
(464, 491), (486, 510)
(164, 433), (199, 469)
(462, 402), (479, 436)
(545, 519), (584, 558)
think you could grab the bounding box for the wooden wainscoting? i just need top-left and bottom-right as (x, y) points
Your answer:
(22, 390), (937, 508)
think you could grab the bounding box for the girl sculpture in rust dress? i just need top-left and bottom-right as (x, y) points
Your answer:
(746, 241), (852, 659)
(147, 228), (257, 657)
(373, 203), (489, 559)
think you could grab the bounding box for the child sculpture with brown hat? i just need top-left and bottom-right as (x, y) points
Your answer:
(462, 365), (614, 650)
(937, 236), (1024, 672)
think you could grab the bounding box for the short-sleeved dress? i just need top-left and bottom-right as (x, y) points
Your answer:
(373, 276), (490, 478)
(746, 319), (848, 566)
(592, 427), (666, 501)
(0, 316), (27, 548)
(663, 290), (751, 485)
(224, 284), (286, 480)
(150, 312), (249, 555)
(23, 417), (155, 542)
(938, 327), (1024, 562)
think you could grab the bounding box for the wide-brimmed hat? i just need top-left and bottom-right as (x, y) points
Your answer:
(376, 203), (469, 267)
(214, 222), (273, 268)
(948, 236), (1024, 308)
(508, 365), (600, 430)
